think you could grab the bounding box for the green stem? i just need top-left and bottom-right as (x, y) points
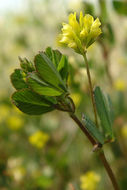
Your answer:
(82, 53), (99, 128)
(70, 113), (120, 190)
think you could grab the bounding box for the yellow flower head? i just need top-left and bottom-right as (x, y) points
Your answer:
(29, 131), (49, 149)
(80, 171), (100, 190)
(59, 12), (102, 54)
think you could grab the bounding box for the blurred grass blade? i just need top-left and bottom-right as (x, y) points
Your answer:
(94, 86), (114, 140)
(113, 0), (127, 15)
(12, 89), (54, 115)
(82, 114), (105, 144)
(27, 72), (63, 96)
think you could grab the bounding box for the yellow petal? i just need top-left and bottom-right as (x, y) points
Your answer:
(80, 28), (88, 38)
(91, 18), (101, 29)
(69, 12), (80, 33)
(68, 41), (77, 49)
(79, 11), (84, 28)
(59, 36), (70, 44)
(83, 14), (94, 30)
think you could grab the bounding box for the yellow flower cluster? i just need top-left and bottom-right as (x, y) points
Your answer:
(80, 171), (100, 190)
(29, 131), (49, 149)
(59, 12), (102, 54)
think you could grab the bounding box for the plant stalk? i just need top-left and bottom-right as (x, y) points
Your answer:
(70, 113), (97, 146)
(82, 53), (99, 128)
(99, 151), (120, 190)
(70, 113), (120, 190)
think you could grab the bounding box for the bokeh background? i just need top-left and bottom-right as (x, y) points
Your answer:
(0, 0), (127, 189)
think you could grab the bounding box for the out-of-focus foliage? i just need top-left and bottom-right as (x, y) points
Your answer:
(0, 0), (127, 189)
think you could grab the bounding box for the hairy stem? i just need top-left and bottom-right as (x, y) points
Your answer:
(70, 113), (120, 190)
(82, 53), (99, 128)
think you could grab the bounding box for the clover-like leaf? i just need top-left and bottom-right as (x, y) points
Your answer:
(10, 47), (70, 116)
(12, 89), (54, 115)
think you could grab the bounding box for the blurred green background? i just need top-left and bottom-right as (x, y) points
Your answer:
(0, 0), (127, 189)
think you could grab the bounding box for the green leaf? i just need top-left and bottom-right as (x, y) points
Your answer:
(35, 52), (67, 92)
(57, 55), (68, 81)
(10, 69), (28, 90)
(27, 72), (63, 96)
(113, 0), (127, 16)
(12, 89), (54, 115)
(83, 2), (95, 15)
(99, 0), (108, 22)
(19, 57), (35, 73)
(94, 86), (114, 140)
(107, 95), (114, 125)
(45, 47), (68, 81)
(45, 47), (62, 68)
(82, 114), (105, 144)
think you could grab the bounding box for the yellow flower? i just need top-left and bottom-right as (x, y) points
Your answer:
(114, 79), (126, 91)
(59, 12), (102, 54)
(80, 171), (100, 190)
(29, 131), (49, 149)
(7, 116), (24, 130)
